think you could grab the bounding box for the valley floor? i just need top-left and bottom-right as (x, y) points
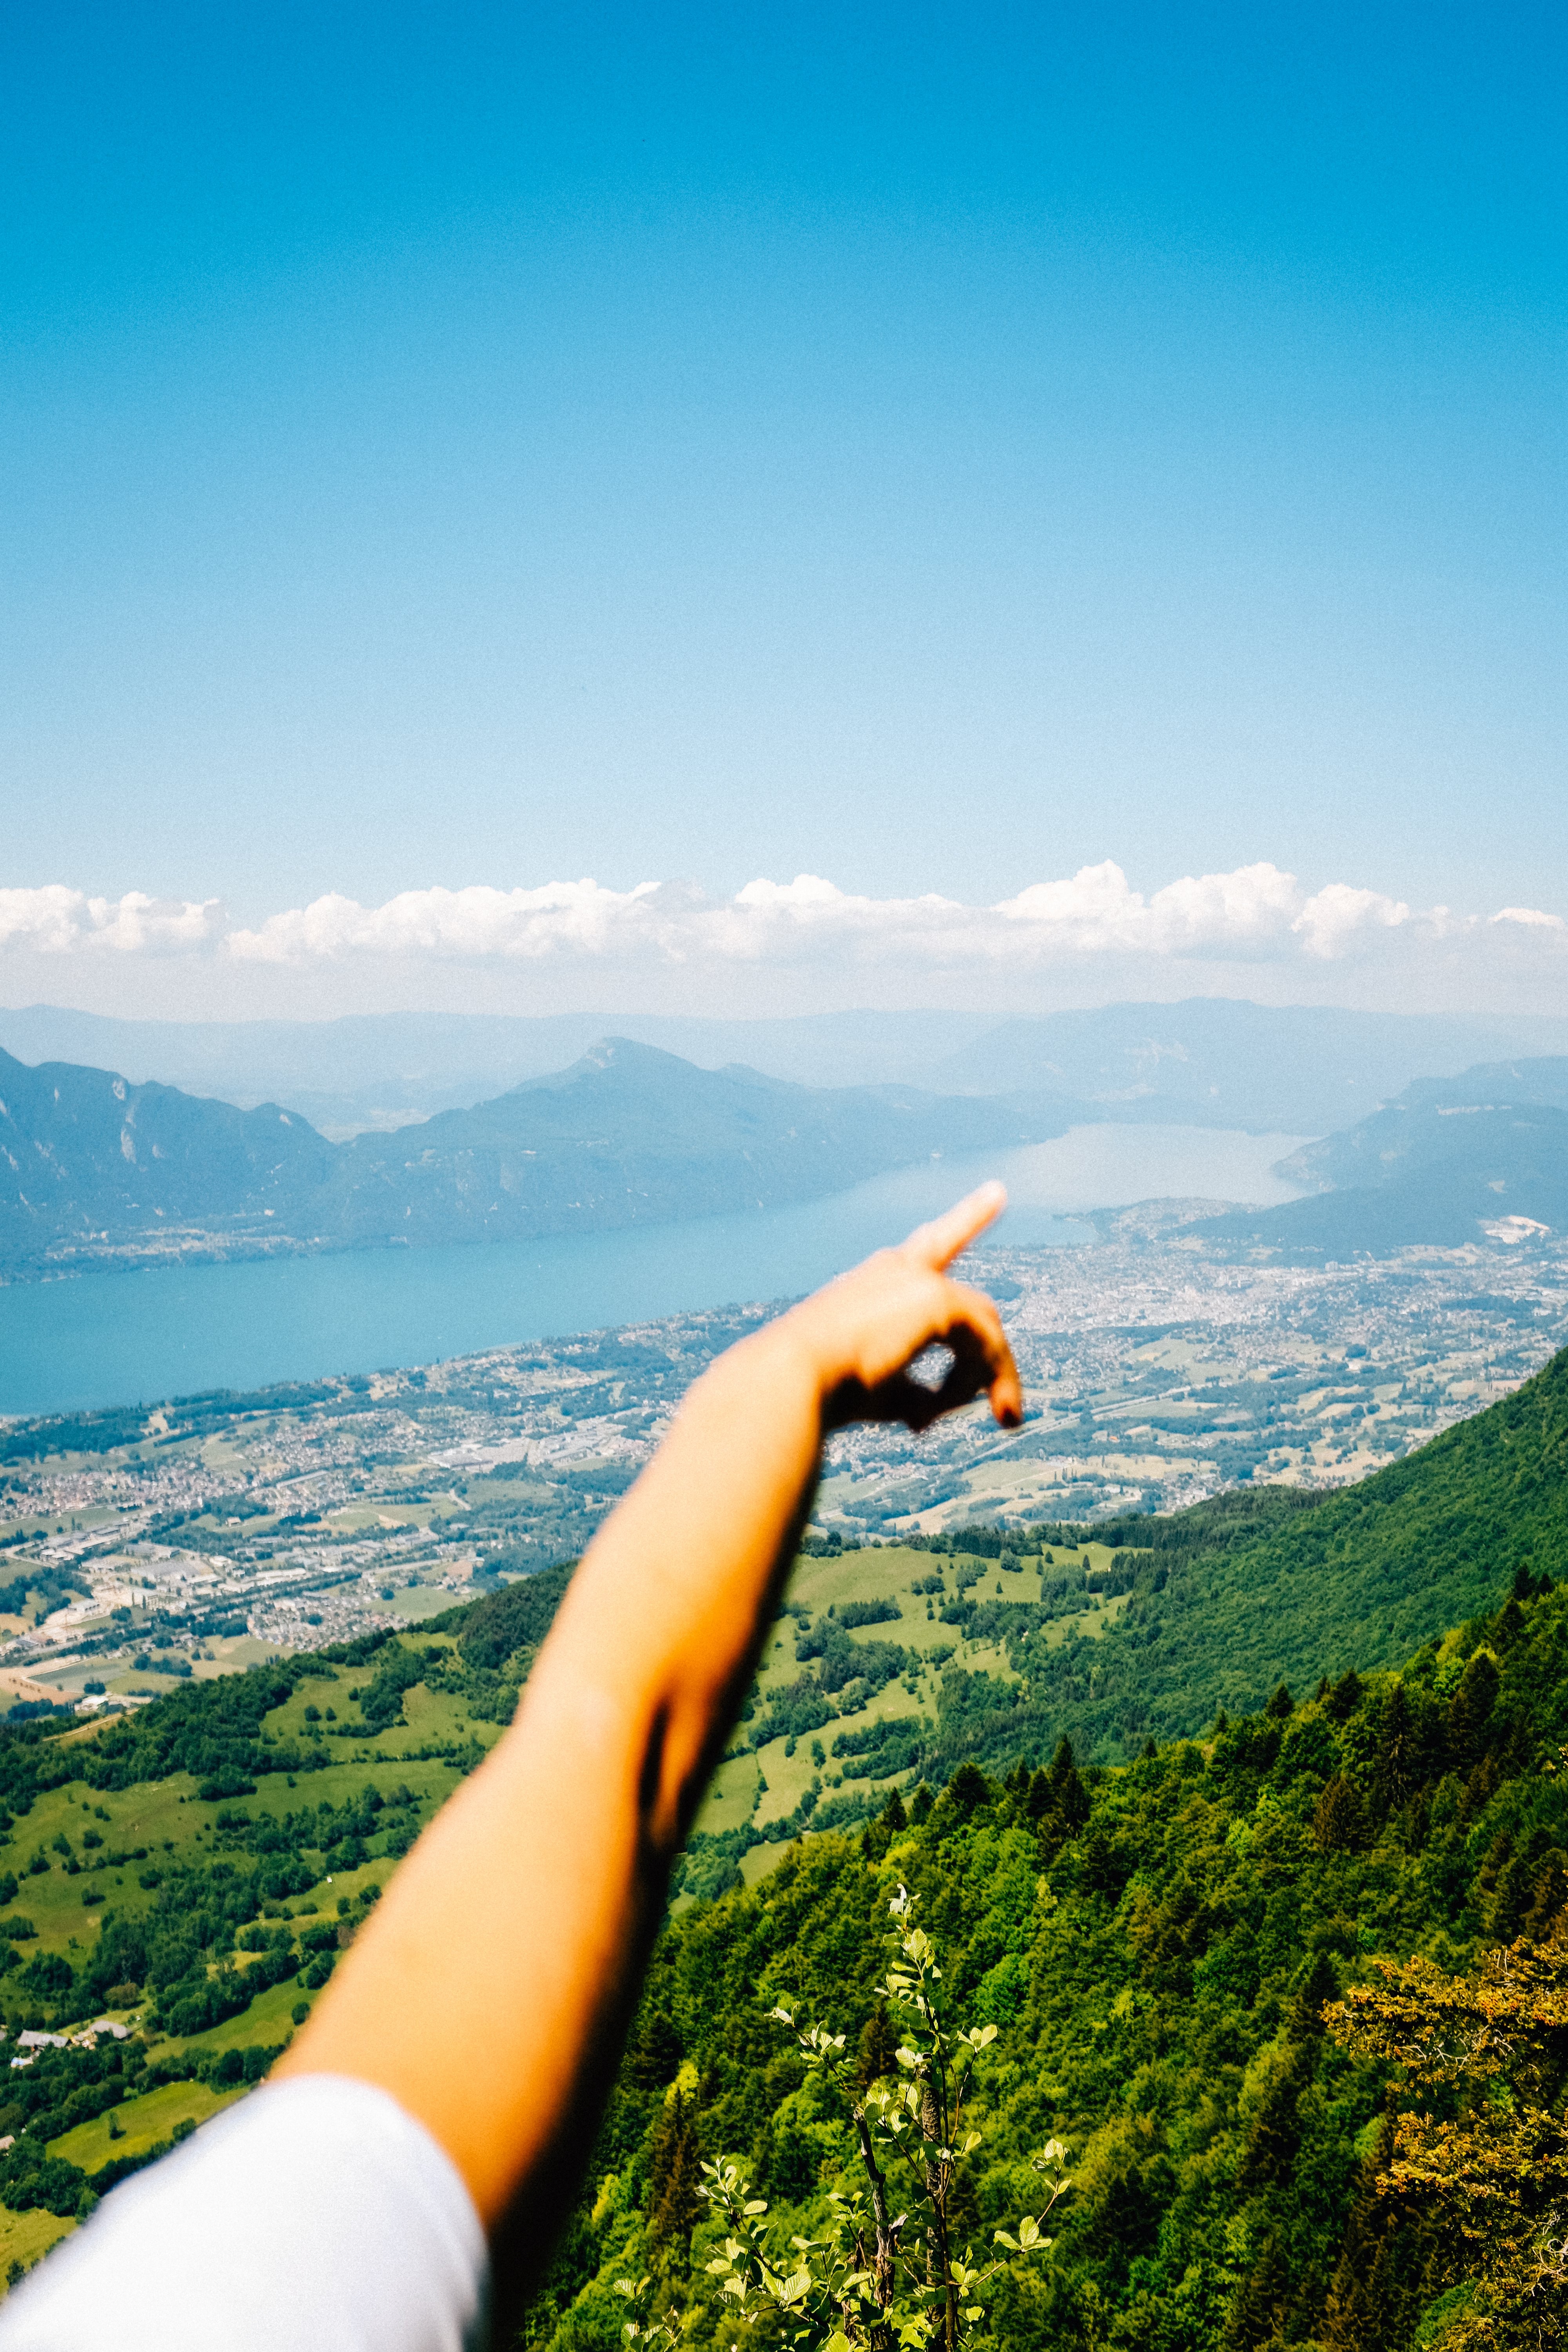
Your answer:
(1, 1225), (1564, 1722)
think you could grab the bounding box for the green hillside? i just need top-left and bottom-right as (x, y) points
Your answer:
(686, 1349), (1568, 1887)
(1001, 1340), (1568, 1759)
(1, 1359), (1566, 2341)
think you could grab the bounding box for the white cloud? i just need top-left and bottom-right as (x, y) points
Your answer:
(998, 860), (1308, 956)
(228, 881), (666, 964)
(1291, 882), (1412, 959)
(1492, 906), (1566, 931)
(0, 887), (225, 955)
(2, 868), (1564, 998)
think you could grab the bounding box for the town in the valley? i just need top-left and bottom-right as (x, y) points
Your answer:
(2, 1216), (1566, 1719)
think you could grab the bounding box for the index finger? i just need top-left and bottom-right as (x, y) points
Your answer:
(902, 1181), (1008, 1272)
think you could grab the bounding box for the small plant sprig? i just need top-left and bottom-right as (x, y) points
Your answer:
(614, 2272), (682, 2350)
(691, 1886), (1069, 2352)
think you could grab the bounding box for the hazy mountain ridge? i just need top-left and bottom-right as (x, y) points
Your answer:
(5, 1024), (1566, 1281)
(1199, 1055), (1568, 1256)
(5, 998), (1564, 1138)
(907, 999), (1568, 1129)
(0, 1050), (336, 1269)
(325, 1040), (1079, 1246)
(0, 1038), (1077, 1278)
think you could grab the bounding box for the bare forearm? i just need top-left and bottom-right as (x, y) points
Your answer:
(279, 1326), (824, 2222)
(278, 1187), (1020, 2257)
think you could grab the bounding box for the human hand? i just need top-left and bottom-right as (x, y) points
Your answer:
(777, 1181), (1023, 1434)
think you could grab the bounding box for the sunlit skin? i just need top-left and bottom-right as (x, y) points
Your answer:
(278, 1183), (1021, 2293)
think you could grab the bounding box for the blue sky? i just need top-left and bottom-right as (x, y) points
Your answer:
(1, 2), (1564, 1016)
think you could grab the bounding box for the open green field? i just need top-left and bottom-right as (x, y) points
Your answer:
(50, 2074), (243, 2171)
(0, 1646), (506, 1987)
(1, 1541), (1129, 1996)
(0, 2203), (74, 2281)
(691, 1536), (1132, 1852)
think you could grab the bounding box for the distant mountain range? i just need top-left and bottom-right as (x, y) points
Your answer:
(1199, 1056), (1568, 1256)
(3, 1023), (1564, 1283)
(926, 1000), (1568, 1133)
(4, 998), (1565, 1138)
(0, 1038), (1076, 1278)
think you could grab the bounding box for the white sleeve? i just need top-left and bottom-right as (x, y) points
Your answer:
(0, 2073), (489, 2352)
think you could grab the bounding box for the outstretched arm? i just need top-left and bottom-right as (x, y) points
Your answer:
(276, 1184), (1021, 2278)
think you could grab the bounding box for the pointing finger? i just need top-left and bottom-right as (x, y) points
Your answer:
(902, 1181), (1007, 1273)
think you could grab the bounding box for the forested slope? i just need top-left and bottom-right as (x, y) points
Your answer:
(530, 1564), (1568, 2352)
(924, 1345), (1568, 1777)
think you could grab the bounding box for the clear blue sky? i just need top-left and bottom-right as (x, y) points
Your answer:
(2, 0), (1563, 926)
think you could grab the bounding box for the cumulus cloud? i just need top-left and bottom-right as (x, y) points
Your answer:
(1492, 905), (1566, 931)
(1, 866), (1563, 989)
(0, 887), (226, 955)
(228, 881), (667, 964)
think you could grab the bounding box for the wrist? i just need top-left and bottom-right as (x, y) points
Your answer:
(692, 1314), (831, 1428)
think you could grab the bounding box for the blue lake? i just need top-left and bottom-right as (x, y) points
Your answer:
(0, 1124), (1309, 1417)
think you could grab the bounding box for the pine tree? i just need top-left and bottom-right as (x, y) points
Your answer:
(862, 1786), (909, 1861)
(1045, 1736), (1090, 1832)
(1374, 1682), (1424, 1813)
(1448, 1650), (1501, 1769)
(1523, 1847), (1568, 1940)
(1289, 1950), (1339, 2039)
(648, 2090), (703, 2277)
(1492, 1851), (1539, 1945)
(1321, 2109), (1419, 2350)
(1030, 1737), (1091, 1860)
(1459, 1751), (1503, 1826)
(1313, 1773), (1368, 1854)
(1326, 1668), (1364, 1722)
(1227, 2230), (1290, 2348)
(1238, 2050), (1310, 2192)
(946, 1762), (991, 1818)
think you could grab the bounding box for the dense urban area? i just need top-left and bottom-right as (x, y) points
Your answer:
(1, 1216), (1565, 1721)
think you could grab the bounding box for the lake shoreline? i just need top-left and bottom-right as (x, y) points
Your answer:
(0, 1125), (1310, 1420)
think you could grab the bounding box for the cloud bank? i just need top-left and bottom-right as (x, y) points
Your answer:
(2, 864), (1563, 991)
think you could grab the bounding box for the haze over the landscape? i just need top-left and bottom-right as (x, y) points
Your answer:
(5, 11), (1568, 2347)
